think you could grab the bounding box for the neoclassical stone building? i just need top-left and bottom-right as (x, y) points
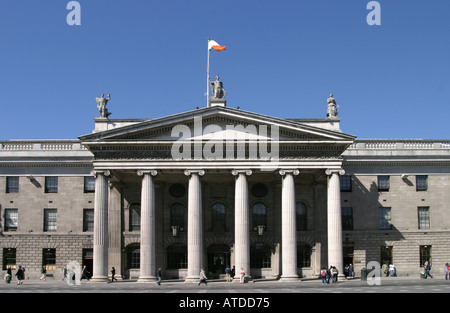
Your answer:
(1, 94), (449, 281)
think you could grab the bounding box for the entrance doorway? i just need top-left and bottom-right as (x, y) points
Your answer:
(82, 249), (93, 279)
(207, 244), (230, 278)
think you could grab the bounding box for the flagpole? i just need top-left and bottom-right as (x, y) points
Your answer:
(206, 37), (210, 107)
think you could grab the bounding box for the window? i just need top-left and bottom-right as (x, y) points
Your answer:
(416, 175), (428, 191)
(169, 184), (186, 198)
(251, 244), (271, 268)
(340, 175), (352, 192)
(418, 206), (430, 229)
(4, 209), (18, 231)
(45, 177), (58, 193)
(44, 209), (57, 231)
(170, 203), (185, 231)
(420, 245), (432, 267)
(379, 207), (392, 230)
(83, 209), (94, 232)
(212, 202), (226, 231)
(251, 183), (268, 198)
(6, 177), (19, 193)
(167, 245), (187, 269)
(130, 248), (140, 269)
(129, 204), (140, 231)
(296, 202), (307, 231)
(342, 207), (353, 231)
(42, 248), (56, 270)
(297, 243), (312, 268)
(2, 248), (16, 270)
(377, 176), (390, 192)
(84, 176), (95, 193)
(252, 202), (267, 230)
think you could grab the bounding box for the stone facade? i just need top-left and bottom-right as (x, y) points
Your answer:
(1, 109), (449, 281)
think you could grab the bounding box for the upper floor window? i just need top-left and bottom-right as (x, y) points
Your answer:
(170, 203), (185, 231)
(129, 204), (141, 231)
(418, 206), (430, 229)
(45, 177), (58, 193)
(4, 209), (18, 231)
(416, 175), (428, 191)
(377, 176), (390, 192)
(340, 175), (352, 192)
(212, 202), (226, 231)
(342, 207), (354, 231)
(83, 209), (94, 232)
(43, 209), (57, 232)
(379, 207), (392, 230)
(6, 177), (19, 193)
(84, 176), (95, 193)
(252, 202), (267, 230)
(296, 201), (307, 231)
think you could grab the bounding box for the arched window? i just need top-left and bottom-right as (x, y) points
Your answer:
(252, 202), (266, 230)
(296, 202), (307, 231)
(212, 202), (226, 231)
(170, 203), (185, 231)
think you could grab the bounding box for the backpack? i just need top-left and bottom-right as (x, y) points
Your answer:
(321, 269), (327, 277)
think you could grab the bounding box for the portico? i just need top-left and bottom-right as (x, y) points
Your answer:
(80, 105), (355, 282)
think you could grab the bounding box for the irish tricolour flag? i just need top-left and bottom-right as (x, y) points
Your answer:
(208, 39), (226, 52)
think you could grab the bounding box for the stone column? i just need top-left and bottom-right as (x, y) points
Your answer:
(325, 168), (345, 276)
(91, 170), (110, 283)
(184, 169), (205, 283)
(137, 170), (158, 283)
(232, 169), (252, 282)
(108, 181), (122, 280)
(279, 169), (299, 281)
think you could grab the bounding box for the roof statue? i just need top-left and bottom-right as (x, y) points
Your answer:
(96, 93), (112, 118)
(210, 74), (227, 100)
(326, 93), (339, 119)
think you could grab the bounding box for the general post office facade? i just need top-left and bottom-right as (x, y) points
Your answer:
(1, 103), (450, 281)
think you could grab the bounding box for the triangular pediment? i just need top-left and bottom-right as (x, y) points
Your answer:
(79, 106), (355, 143)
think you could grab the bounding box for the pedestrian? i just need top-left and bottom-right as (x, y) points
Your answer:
(15, 265), (25, 285)
(445, 263), (450, 280)
(80, 265), (90, 281)
(231, 266), (235, 279)
(225, 265), (231, 282)
(156, 267), (162, 285)
(320, 267), (328, 284)
(62, 267), (68, 281)
(111, 267), (118, 282)
(5, 266), (12, 284)
(198, 268), (207, 286)
(40, 266), (47, 280)
(348, 264), (354, 278)
(424, 261), (433, 278)
(331, 266), (339, 283)
(389, 263), (396, 277)
(239, 267), (246, 284)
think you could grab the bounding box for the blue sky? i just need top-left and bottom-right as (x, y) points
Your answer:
(0, 0), (449, 140)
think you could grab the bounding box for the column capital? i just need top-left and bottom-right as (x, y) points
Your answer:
(231, 169), (252, 176)
(137, 169), (158, 177)
(325, 168), (345, 176)
(278, 169), (300, 176)
(184, 169), (205, 177)
(91, 169), (111, 177)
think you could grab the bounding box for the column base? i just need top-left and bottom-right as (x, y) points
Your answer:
(90, 276), (110, 283)
(233, 276), (252, 283)
(279, 275), (299, 282)
(137, 276), (156, 283)
(184, 276), (200, 284)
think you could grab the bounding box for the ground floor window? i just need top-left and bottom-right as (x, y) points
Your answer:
(297, 243), (312, 268)
(251, 244), (271, 268)
(167, 244), (187, 269)
(420, 245), (432, 267)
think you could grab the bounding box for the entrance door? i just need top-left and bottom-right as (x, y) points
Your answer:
(82, 249), (93, 279)
(207, 244), (230, 278)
